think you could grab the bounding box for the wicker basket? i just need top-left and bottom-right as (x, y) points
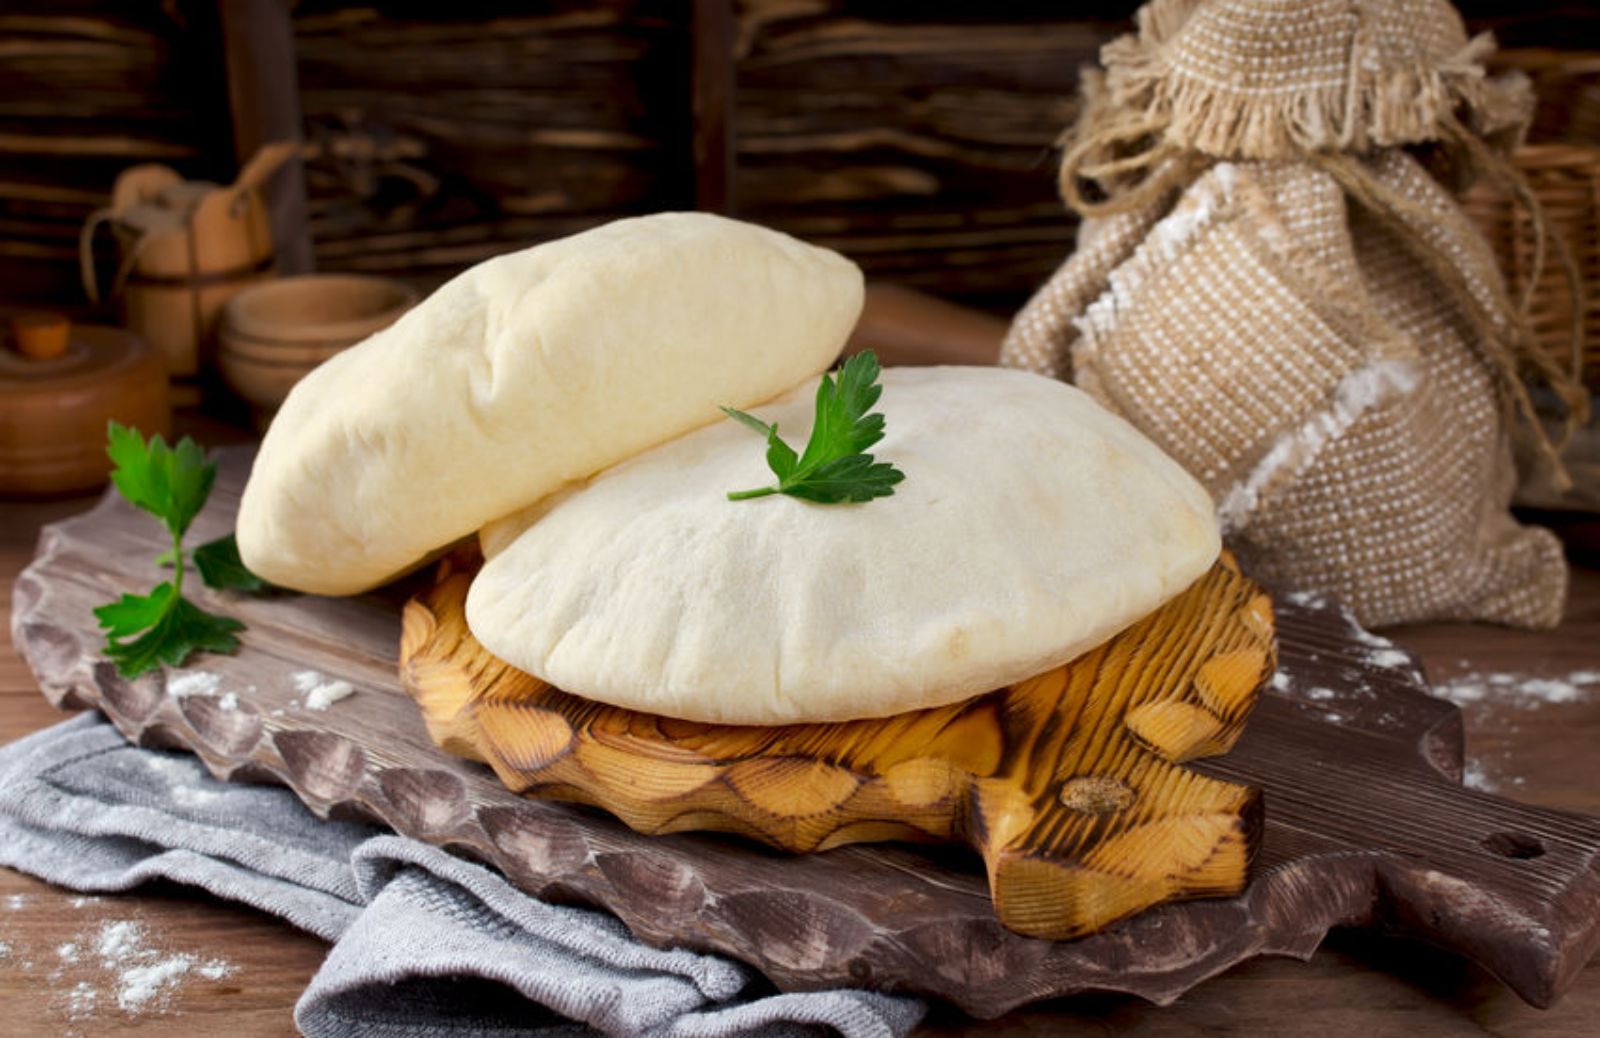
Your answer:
(1462, 50), (1600, 515)
(1492, 49), (1600, 144)
(1462, 142), (1600, 392)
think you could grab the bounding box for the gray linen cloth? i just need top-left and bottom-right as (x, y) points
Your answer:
(0, 714), (926, 1037)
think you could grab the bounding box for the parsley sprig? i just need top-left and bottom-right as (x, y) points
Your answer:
(721, 350), (905, 504)
(93, 423), (261, 677)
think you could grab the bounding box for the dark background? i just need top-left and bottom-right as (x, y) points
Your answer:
(4, 0), (1596, 316)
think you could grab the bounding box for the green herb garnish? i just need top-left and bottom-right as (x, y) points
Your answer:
(93, 422), (252, 677)
(721, 350), (905, 504)
(192, 533), (268, 593)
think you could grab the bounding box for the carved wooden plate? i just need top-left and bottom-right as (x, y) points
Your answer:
(12, 449), (1600, 1018)
(400, 550), (1273, 943)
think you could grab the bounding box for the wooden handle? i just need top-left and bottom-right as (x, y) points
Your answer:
(1381, 783), (1600, 1005)
(401, 552), (1273, 940)
(229, 140), (301, 199)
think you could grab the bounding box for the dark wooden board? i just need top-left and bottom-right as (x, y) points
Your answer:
(11, 448), (1600, 1018)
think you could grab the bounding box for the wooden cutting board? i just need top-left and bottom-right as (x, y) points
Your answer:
(11, 448), (1600, 1019)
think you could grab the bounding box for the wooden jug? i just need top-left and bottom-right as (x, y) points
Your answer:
(79, 142), (298, 396)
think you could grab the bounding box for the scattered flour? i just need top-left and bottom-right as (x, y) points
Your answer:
(117, 954), (197, 1012)
(67, 981), (97, 1020)
(1365, 647), (1414, 670)
(166, 671), (220, 701)
(171, 783), (224, 810)
(1349, 625), (1394, 650)
(0, 940), (10, 959)
(69, 896), (101, 909)
(195, 961), (233, 981)
(96, 920), (145, 962)
(1434, 669), (1600, 709)
(1461, 756), (1528, 795)
(168, 670), (251, 713)
(7, 893), (30, 910)
(1303, 686), (1338, 702)
(137, 754), (225, 808)
(86, 918), (235, 1016)
(1522, 678), (1585, 703)
(295, 670), (356, 711)
(57, 941), (79, 964)
(305, 680), (355, 711)
(142, 754), (201, 785)
(1437, 670), (1599, 794)
(1269, 671), (1292, 693)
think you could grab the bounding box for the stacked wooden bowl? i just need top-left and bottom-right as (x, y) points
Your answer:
(219, 274), (417, 421)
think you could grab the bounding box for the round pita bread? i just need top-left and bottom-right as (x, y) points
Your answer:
(237, 213), (862, 594)
(468, 366), (1220, 724)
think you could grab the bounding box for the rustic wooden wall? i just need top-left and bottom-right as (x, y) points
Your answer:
(728, 1), (1133, 311)
(0, 1), (229, 306)
(291, 0), (687, 294)
(3, 0), (1599, 314)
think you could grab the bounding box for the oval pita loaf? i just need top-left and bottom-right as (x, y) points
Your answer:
(468, 366), (1220, 724)
(237, 212), (862, 594)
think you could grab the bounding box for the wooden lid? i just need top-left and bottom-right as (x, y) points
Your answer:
(0, 324), (170, 496)
(0, 324), (160, 394)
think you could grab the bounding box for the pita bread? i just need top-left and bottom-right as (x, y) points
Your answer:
(468, 366), (1220, 724)
(237, 212), (862, 594)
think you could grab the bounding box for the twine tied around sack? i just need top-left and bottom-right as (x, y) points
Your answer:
(1054, 8), (1587, 489)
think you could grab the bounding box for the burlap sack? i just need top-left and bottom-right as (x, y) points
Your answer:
(1003, 0), (1587, 629)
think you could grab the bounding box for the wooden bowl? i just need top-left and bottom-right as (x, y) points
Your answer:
(0, 325), (170, 496)
(218, 274), (417, 414)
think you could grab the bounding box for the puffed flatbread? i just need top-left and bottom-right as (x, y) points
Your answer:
(237, 212), (862, 594)
(468, 366), (1220, 724)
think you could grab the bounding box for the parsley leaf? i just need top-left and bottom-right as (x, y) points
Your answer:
(94, 583), (178, 638)
(99, 595), (243, 677)
(95, 423), (248, 678)
(107, 421), (214, 538)
(193, 533), (270, 593)
(722, 350), (905, 504)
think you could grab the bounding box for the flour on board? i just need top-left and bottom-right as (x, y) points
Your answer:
(165, 671), (220, 700)
(293, 669), (356, 711)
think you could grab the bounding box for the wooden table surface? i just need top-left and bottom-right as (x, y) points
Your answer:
(3, 465), (1598, 1035)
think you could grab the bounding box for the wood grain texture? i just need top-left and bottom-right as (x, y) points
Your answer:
(10, 447), (1600, 1019)
(290, 0), (685, 291)
(0, 1), (231, 305)
(729, 1), (1122, 309)
(692, 0), (735, 213)
(400, 550), (1272, 941)
(219, 0), (313, 276)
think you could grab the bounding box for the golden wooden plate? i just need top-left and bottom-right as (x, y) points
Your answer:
(400, 550), (1274, 940)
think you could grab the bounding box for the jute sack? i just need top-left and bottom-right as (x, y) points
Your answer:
(1002, 0), (1588, 628)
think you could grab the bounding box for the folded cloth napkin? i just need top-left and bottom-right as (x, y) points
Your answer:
(0, 714), (925, 1037)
